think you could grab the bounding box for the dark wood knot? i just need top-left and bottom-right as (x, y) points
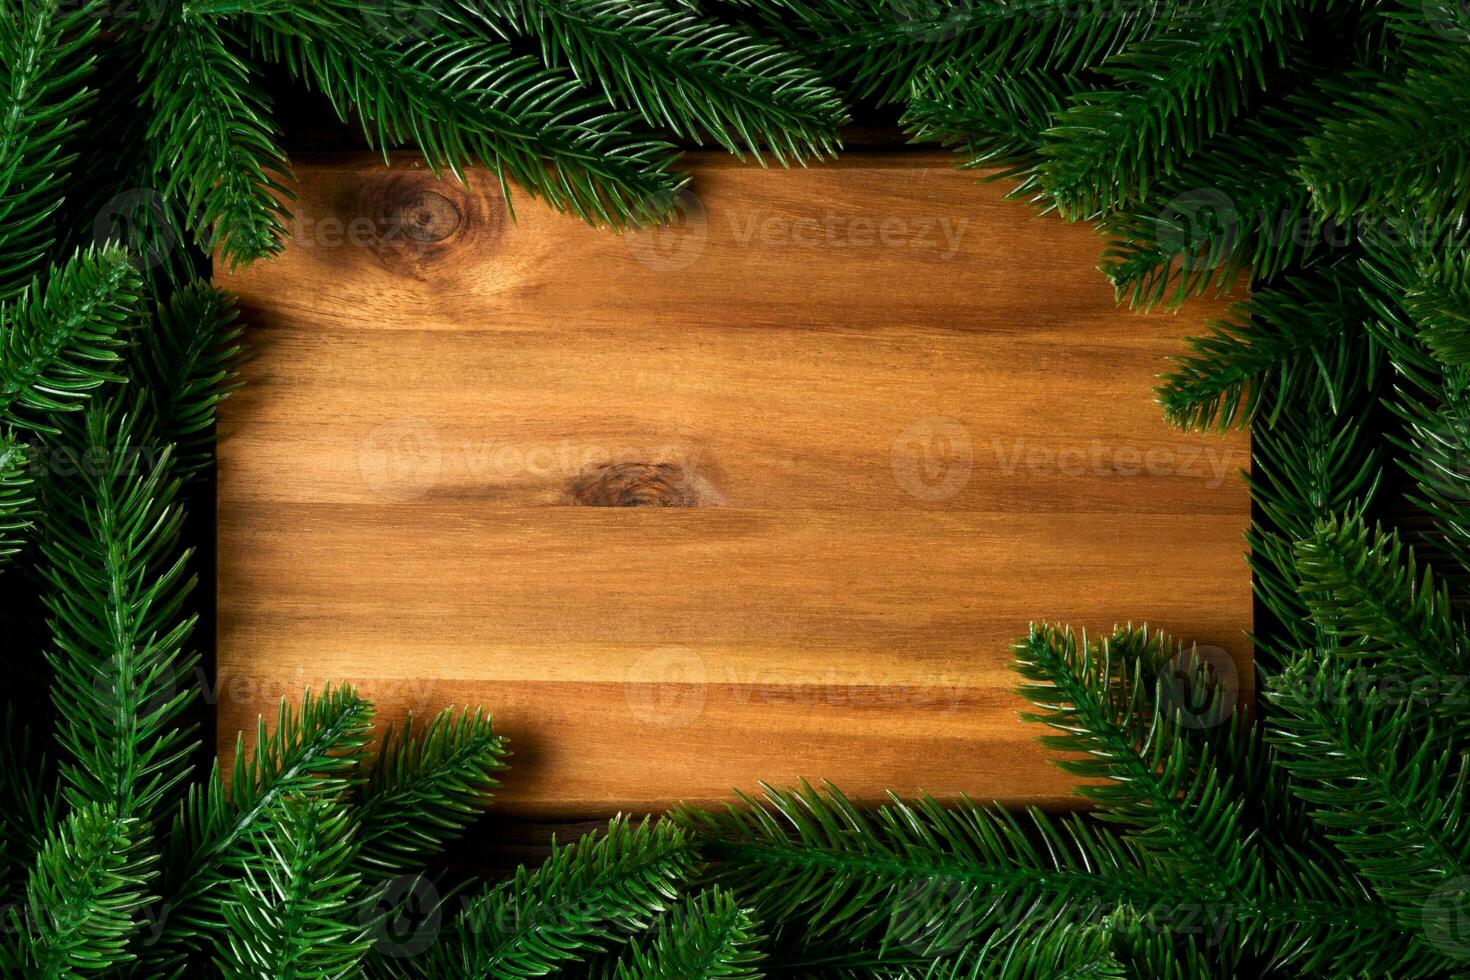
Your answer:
(386, 189), (461, 244)
(359, 173), (497, 275)
(567, 462), (708, 507)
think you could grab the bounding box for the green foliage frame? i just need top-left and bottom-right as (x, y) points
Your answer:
(2, 0), (1469, 976)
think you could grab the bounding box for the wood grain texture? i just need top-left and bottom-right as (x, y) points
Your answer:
(215, 151), (1251, 815)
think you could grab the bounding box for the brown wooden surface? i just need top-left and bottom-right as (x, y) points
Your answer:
(215, 151), (1251, 816)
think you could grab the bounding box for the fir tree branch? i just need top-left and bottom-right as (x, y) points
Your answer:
(1011, 624), (1245, 896)
(682, 782), (1170, 957)
(1097, 104), (1318, 311)
(462, 0), (847, 163)
(128, 283), (243, 483)
(1363, 233), (1470, 584)
(1247, 369), (1382, 665)
(425, 816), (696, 977)
(0, 0), (100, 303)
(902, 66), (1080, 182)
(39, 397), (198, 823)
(141, 6), (294, 268)
(354, 706), (507, 878)
(1403, 242), (1470, 369)
(247, 6), (683, 227)
(1295, 515), (1470, 706)
(725, 0), (1167, 106)
(1266, 651), (1470, 952)
(0, 430), (35, 567)
(0, 248), (139, 435)
(1157, 266), (1368, 431)
(17, 805), (156, 979)
(893, 926), (1127, 979)
(1040, 0), (1308, 219)
(155, 686), (373, 957)
(605, 887), (764, 980)
(1297, 43), (1470, 227)
(215, 797), (370, 980)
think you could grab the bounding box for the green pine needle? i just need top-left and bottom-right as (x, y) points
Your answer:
(1097, 104), (1318, 311)
(1297, 42), (1470, 228)
(39, 396), (199, 822)
(0, 0), (100, 302)
(16, 804), (156, 979)
(156, 686), (373, 955)
(248, 6), (684, 228)
(1402, 242), (1470, 369)
(141, 6), (295, 268)
(354, 706), (508, 877)
(1362, 233), (1470, 584)
(1157, 267), (1368, 432)
(1246, 370), (1382, 665)
(1040, 0), (1307, 219)
(130, 282), (244, 482)
(0, 247), (139, 435)
(726, 0), (1165, 107)
(681, 780), (1162, 960)
(899, 926), (1128, 980)
(1295, 515), (1470, 707)
(0, 430), (35, 567)
(1266, 650), (1470, 944)
(1011, 624), (1245, 894)
(902, 66), (1080, 182)
(216, 797), (371, 980)
(607, 887), (765, 980)
(426, 816), (695, 977)
(466, 0), (847, 164)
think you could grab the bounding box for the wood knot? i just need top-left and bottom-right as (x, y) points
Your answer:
(387, 189), (461, 243)
(360, 173), (497, 275)
(567, 462), (709, 507)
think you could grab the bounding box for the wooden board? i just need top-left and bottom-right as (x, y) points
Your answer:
(215, 152), (1251, 815)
